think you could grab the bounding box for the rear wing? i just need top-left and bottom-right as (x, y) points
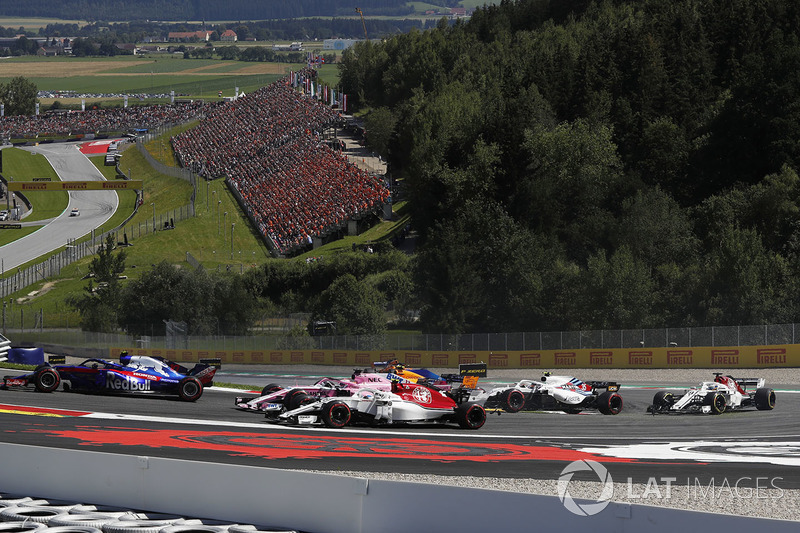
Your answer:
(585, 381), (621, 392)
(714, 373), (765, 389)
(453, 362), (488, 390)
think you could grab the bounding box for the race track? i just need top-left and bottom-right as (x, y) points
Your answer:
(0, 142), (118, 271)
(2, 367), (799, 490)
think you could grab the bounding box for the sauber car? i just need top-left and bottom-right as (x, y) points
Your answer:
(266, 380), (486, 429)
(648, 373), (776, 414)
(1, 354), (217, 402)
(462, 372), (623, 414)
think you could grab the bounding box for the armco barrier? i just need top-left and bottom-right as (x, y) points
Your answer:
(1, 443), (797, 532)
(110, 344), (800, 369)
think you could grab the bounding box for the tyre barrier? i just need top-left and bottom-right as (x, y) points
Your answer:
(0, 506), (65, 524)
(227, 526), (297, 533)
(68, 507), (132, 519)
(39, 527), (102, 533)
(20, 501), (80, 513)
(101, 520), (191, 533)
(0, 523), (46, 532)
(0, 496), (33, 509)
(49, 514), (123, 528)
(158, 525), (227, 533)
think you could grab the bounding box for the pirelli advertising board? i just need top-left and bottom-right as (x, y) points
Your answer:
(7, 180), (144, 191)
(110, 345), (800, 368)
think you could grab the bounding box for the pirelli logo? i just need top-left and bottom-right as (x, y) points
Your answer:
(520, 353), (541, 367)
(355, 353), (370, 365)
(333, 352), (347, 364)
(590, 351), (613, 366)
(8, 180), (144, 191)
(290, 352), (304, 363)
(667, 350), (693, 365)
(311, 352), (324, 363)
(404, 353), (421, 366)
(432, 354), (449, 366)
(711, 350), (739, 365)
(628, 351), (653, 365)
(554, 352), (576, 366)
(757, 348), (787, 365)
(489, 353), (508, 367)
(459, 353), (477, 365)
(270, 352), (282, 363)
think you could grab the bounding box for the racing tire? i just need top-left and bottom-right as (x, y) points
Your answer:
(653, 391), (675, 408)
(704, 392), (726, 414)
(283, 389), (314, 411)
(178, 376), (203, 402)
(33, 367), (60, 393)
(754, 387), (776, 410)
(597, 391), (623, 415)
(499, 389), (525, 413)
(34, 528), (102, 533)
(159, 526), (227, 533)
(0, 506), (64, 524)
(261, 383), (283, 396)
(321, 401), (352, 428)
(49, 513), (121, 528)
(0, 522), (46, 532)
(454, 403), (486, 429)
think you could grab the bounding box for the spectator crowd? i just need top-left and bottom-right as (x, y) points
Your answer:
(0, 100), (212, 138)
(171, 70), (390, 255)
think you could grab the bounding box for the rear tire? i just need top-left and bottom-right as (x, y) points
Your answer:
(284, 390), (315, 411)
(754, 387), (776, 410)
(33, 367), (60, 393)
(178, 376), (203, 402)
(321, 402), (351, 428)
(597, 391), (623, 415)
(704, 392), (726, 414)
(455, 403), (486, 429)
(500, 389), (525, 413)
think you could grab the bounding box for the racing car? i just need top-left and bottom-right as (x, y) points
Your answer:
(267, 380), (486, 429)
(1, 353), (217, 402)
(461, 372), (623, 415)
(647, 373), (776, 414)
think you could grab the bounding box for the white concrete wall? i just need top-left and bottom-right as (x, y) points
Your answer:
(0, 442), (797, 533)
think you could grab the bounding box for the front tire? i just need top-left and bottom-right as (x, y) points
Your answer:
(705, 392), (726, 414)
(653, 391), (674, 408)
(178, 376), (203, 402)
(597, 391), (623, 415)
(33, 367), (60, 393)
(261, 383), (282, 396)
(455, 403), (486, 429)
(321, 402), (351, 428)
(754, 387), (776, 410)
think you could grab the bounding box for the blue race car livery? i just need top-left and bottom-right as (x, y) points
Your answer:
(1, 354), (217, 402)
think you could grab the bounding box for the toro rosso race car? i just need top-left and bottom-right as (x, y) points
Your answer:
(462, 372), (623, 415)
(1, 354), (217, 402)
(266, 380), (486, 429)
(648, 373), (776, 414)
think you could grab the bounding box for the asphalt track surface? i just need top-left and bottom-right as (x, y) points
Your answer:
(0, 142), (118, 271)
(2, 368), (800, 490)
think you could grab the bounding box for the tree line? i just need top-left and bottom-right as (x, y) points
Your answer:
(0, 0), (416, 22)
(334, 0), (800, 333)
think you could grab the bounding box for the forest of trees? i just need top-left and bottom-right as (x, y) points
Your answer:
(0, 0), (420, 22)
(331, 0), (800, 334)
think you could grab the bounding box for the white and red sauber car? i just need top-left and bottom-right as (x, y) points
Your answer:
(648, 373), (776, 414)
(461, 372), (623, 415)
(266, 381), (487, 430)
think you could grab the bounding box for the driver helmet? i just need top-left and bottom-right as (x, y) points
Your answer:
(120, 350), (131, 365)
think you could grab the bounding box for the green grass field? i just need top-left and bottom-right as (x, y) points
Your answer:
(2, 147), (68, 223)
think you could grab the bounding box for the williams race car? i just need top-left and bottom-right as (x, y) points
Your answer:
(1, 354), (217, 402)
(462, 372), (623, 415)
(647, 373), (776, 414)
(265, 380), (487, 429)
